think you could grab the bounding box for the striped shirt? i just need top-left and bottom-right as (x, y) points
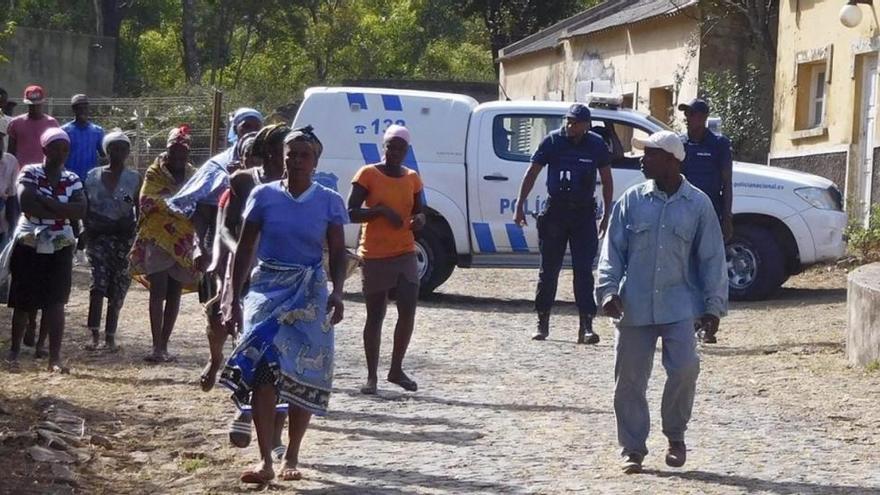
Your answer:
(17, 164), (83, 251)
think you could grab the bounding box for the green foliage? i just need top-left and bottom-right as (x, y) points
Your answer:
(846, 204), (880, 262)
(1, 0), (592, 108)
(700, 64), (771, 162)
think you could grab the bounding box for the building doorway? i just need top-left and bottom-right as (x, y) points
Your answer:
(649, 86), (673, 126)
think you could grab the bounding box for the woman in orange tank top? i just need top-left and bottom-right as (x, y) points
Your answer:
(348, 125), (425, 395)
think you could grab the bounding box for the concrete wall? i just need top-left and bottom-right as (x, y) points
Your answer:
(770, 0), (880, 220)
(498, 9), (702, 127)
(500, 49), (568, 101)
(0, 26), (116, 101)
(847, 263), (880, 366)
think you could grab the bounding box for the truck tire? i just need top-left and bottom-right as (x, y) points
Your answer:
(415, 222), (456, 298)
(727, 224), (786, 301)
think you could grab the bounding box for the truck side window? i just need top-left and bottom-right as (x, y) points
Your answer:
(493, 115), (563, 162)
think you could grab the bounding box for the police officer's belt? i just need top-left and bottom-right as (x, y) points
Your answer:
(547, 196), (594, 210)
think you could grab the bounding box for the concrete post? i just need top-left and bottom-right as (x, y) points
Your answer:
(847, 263), (880, 366)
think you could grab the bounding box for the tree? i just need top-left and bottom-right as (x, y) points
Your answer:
(455, 0), (590, 74)
(181, 0), (201, 84)
(708, 0), (778, 67)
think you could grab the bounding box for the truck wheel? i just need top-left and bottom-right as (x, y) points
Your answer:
(727, 225), (786, 301)
(415, 222), (456, 298)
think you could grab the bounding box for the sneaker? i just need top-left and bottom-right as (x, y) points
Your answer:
(532, 312), (549, 341)
(621, 453), (643, 474)
(665, 440), (687, 467)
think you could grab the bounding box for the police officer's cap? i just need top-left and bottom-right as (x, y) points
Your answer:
(565, 103), (591, 122)
(678, 98), (710, 115)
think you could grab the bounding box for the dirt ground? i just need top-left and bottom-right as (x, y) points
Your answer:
(0, 263), (879, 494)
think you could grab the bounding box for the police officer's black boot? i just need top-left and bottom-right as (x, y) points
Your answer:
(578, 315), (600, 345)
(532, 312), (550, 341)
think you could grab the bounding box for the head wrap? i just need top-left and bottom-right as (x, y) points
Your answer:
(252, 124), (291, 160)
(167, 125), (192, 149)
(233, 131), (258, 163)
(233, 107), (263, 129)
(40, 127), (70, 148)
(284, 125), (323, 159)
(102, 129), (131, 154)
(383, 124), (410, 145)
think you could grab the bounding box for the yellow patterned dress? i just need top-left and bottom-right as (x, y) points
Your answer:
(128, 157), (200, 291)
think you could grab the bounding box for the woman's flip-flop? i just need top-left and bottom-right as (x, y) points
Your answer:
(199, 358), (223, 392)
(280, 466), (302, 481)
(387, 373), (418, 392)
(240, 466), (274, 484)
(228, 415), (252, 448)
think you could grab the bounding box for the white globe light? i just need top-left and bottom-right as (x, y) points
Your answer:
(840, 3), (863, 28)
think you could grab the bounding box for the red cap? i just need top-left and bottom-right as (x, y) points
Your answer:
(23, 85), (45, 105)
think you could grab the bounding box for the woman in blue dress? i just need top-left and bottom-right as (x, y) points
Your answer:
(220, 126), (348, 484)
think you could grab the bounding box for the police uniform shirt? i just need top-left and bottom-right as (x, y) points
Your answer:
(531, 128), (611, 200)
(681, 129), (731, 217)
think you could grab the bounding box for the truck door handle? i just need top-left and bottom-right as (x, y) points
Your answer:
(483, 174), (509, 181)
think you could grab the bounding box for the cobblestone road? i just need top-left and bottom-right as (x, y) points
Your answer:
(1, 266), (878, 494)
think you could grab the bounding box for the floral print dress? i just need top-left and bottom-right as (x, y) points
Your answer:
(128, 157), (200, 291)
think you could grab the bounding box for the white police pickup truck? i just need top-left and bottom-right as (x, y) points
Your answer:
(293, 87), (848, 300)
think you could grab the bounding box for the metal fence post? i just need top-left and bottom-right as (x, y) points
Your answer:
(210, 89), (223, 156)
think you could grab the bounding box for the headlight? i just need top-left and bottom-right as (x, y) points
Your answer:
(794, 187), (840, 210)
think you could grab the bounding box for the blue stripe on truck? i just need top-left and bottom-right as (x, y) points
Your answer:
(472, 223), (496, 253)
(347, 92), (368, 109)
(381, 94), (403, 111)
(359, 143), (382, 164)
(505, 223), (529, 252)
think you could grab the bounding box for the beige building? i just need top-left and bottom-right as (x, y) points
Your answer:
(498, 0), (758, 128)
(769, 0), (879, 224)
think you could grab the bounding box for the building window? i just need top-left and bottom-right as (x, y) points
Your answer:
(793, 45), (833, 137)
(807, 65), (826, 128)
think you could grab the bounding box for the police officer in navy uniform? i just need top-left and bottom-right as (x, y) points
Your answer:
(514, 103), (614, 344)
(678, 98), (733, 343)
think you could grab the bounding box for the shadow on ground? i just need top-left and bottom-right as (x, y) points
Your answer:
(306, 462), (525, 494)
(337, 387), (609, 415)
(645, 469), (880, 495)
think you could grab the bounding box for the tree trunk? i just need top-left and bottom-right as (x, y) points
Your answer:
(101, 0), (127, 94)
(93, 0), (103, 36)
(181, 0), (202, 85)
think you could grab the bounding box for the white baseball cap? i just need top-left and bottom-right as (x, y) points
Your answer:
(632, 130), (686, 161)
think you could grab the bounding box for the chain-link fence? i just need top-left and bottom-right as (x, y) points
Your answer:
(42, 92), (225, 172)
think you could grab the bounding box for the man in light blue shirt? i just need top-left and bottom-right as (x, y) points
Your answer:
(596, 130), (728, 474)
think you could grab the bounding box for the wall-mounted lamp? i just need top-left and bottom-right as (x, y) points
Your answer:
(840, 0), (873, 28)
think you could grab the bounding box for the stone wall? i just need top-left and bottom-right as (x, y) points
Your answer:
(769, 151), (847, 189)
(0, 26), (116, 101)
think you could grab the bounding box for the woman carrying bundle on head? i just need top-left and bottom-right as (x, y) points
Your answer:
(129, 126), (200, 363)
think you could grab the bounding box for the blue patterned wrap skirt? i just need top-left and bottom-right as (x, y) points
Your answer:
(219, 259), (334, 416)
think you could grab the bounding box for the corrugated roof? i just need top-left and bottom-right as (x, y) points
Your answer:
(499, 0), (698, 60)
